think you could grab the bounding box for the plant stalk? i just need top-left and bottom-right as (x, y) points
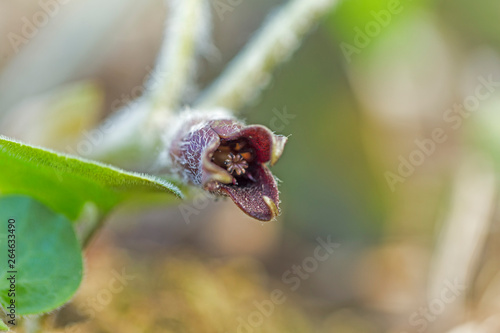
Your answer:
(194, 0), (339, 111)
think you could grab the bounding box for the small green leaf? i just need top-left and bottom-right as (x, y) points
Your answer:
(0, 319), (8, 331)
(0, 136), (182, 220)
(0, 196), (83, 315)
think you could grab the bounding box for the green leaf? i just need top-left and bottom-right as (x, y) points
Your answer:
(0, 196), (83, 315)
(0, 136), (182, 220)
(0, 319), (8, 331)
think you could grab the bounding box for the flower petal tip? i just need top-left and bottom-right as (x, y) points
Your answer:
(263, 196), (280, 220)
(271, 135), (288, 166)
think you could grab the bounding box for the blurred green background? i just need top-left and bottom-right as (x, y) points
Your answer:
(2, 0), (500, 332)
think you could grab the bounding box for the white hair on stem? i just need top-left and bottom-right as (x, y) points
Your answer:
(195, 0), (339, 111)
(89, 0), (338, 169)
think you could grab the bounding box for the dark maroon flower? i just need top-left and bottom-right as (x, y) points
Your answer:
(168, 110), (287, 221)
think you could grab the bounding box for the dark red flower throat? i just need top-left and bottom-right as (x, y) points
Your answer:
(212, 139), (256, 184)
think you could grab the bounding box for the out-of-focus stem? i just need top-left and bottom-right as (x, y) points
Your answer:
(23, 317), (42, 333)
(427, 156), (496, 329)
(90, 0), (339, 167)
(88, 0), (207, 169)
(145, 0), (209, 114)
(195, 0), (339, 111)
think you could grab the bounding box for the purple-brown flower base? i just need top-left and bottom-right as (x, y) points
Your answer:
(169, 114), (287, 221)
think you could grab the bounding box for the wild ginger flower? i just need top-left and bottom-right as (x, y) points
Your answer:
(165, 109), (287, 221)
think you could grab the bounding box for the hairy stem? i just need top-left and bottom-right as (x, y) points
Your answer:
(195, 0), (339, 111)
(88, 0), (208, 168)
(90, 0), (338, 167)
(23, 317), (42, 333)
(145, 0), (210, 114)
